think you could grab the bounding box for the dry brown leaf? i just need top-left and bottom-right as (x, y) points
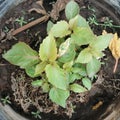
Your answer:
(109, 33), (120, 73)
(50, 0), (69, 20)
(0, 30), (6, 40)
(28, 0), (47, 15)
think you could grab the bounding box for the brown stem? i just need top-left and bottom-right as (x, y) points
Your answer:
(12, 15), (49, 36)
(113, 58), (119, 73)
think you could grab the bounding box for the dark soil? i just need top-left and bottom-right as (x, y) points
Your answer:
(0, 0), (120, 120)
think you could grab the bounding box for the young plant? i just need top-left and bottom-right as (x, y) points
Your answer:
(87, 10), (120, 29)
(3, 1), (113, 108)
(3, 26), (9, 33)
(31, 110), (41, 119)
(88, 14), (99, 26)
(15, 16), (27, 26)
(1, 96), (11, 105)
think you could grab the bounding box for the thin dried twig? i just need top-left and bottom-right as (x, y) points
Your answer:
(12, 15), (49, 36)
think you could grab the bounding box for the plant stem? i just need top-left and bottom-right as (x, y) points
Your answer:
(113, 58), (119, 73)
(12, 15), (49, 36)
(98, 23), (120, 28)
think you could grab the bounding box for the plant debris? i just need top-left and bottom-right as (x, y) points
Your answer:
(28, 0), (47, 15)
(50, 0), (69, 20)
(109, 33), (120, 73)
(11, 70), (88, 118)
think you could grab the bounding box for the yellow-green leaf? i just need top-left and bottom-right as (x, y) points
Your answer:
(42, 82), (50, 93)
(47, 20), (54, 33)
(77, 15), (90, 28)
(70, 83), (87, 93)
(32, 80), (43, 87)
(63, 61), (73, 70)
(49, 87), (70, 107)
(34, 62), (47, 76)
(69, 15), (78, 30)
(69, 73), (82, 83)
(86, 57), (101, 77)
(45, 64), (68, 90)
(76, 47), (92, 63)
(50, 21), (71, 38)
(69, 15), (90, 30)
(3, 42), (40, 68)
(25, 65), (36, 78)
(90, 34), (113, 51)
(82, 78), (92, 90)
(71, 27), (95, 46)
(91, 49), (104, 59)
(72, 65), (87, 76)
(39, 35), (57, 62)
(58, 38), (76, 63)
(65, 1), (80, 20)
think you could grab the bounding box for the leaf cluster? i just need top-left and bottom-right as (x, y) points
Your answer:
(3, 1), (113, 107)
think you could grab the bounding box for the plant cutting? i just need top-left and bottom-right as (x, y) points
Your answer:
(2, 0), (114, 108)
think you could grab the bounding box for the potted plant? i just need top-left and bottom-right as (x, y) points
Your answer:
(0, 0), (120, 120)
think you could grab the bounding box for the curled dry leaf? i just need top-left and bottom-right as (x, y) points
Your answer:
(109, 33), (120, 73)
(0, 30), (6, 40)
(50, 0), (69, 20)
(28, 0), (47, 15)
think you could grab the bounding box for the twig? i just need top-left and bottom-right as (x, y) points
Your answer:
(12, 15), (49, 36)
(113, 59), (118, 73)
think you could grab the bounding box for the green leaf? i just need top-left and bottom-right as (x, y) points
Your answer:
(69, 15), (90, 30)
(45, 64), (68, 90)
(86, 57), (101, 77)
(69, 73), (82, 83)
(77, 15), (90, 28)
(72, 64), (87, 75)
(34, 62), (47, 76)
(42, 83), (50, 93)
(47, 20), (54, 33)
(39, 35), (57, 62)
(3, 42), (40, 68)
(71, 27), (95, 46)
(90, 34), (113, 51)
(76, 47), (92, 63)
(25, 65), (36, 78)
(50, 21), (71, 38)
(69, 15), (78, 30)
(56, 38), (65, 48)
(65, 1), (80, 20)
(49, 87), (70, 107)
(63, 61), (73, 71)
(32, 80), (43, 87)
(72, 65), (87, 76)
(82, 78), (92, 90)
(79, 65), (87, 76)
(91, 49), (104, 59)
(70, 83), (87, 93)
(58, 38), (76, 63)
